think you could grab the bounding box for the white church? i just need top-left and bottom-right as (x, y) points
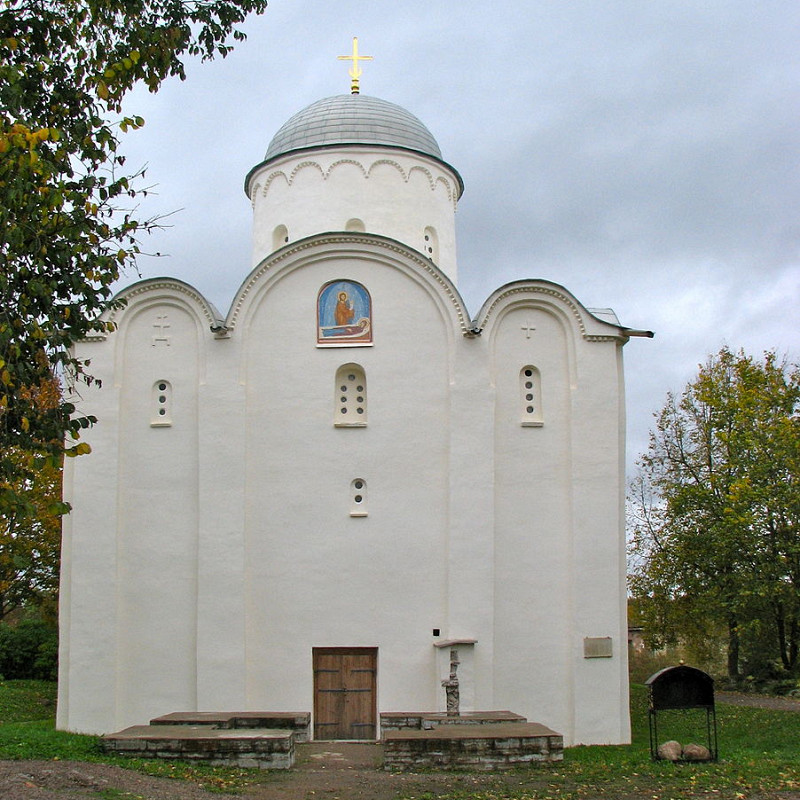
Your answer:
(57, 56), (648, 746)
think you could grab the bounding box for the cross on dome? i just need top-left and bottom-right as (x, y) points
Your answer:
(337, 36), (373, 94)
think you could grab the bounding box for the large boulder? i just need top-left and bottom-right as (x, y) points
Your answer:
(683, 743), (712, 761)
(657, 740), (682, 761)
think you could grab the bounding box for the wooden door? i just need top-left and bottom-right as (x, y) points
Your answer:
(313, 647), (377, 740)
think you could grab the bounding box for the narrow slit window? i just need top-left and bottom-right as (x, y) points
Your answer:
(423, 226), (439, 263)
(272, 224), (289, 251)
(520, 366), (543, 426)
(151, 379), (173, 427)
(334, 364), (367, 427)
(350, 478), (368, 517)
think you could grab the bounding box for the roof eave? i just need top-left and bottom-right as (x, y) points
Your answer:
(244, 142), (465, 200)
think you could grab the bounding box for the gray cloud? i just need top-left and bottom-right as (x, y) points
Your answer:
(117, 0), (800, 470)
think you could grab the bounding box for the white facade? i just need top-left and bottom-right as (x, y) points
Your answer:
(58, 93), (636, 746)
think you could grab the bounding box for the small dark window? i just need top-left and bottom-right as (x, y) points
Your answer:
(335, 364), (367, 426)
(350, 478), (367, 516)
(151, 380), (173, 426)
(520, 366), (543, 426)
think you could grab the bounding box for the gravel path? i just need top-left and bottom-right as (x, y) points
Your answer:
(716, 692), (800, 711)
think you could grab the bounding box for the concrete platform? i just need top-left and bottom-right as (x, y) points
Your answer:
(380, 710), (526, 737)
(102, 724), (295, 768)
(383, 722), (564, 770)
(150, 711), (311, 741)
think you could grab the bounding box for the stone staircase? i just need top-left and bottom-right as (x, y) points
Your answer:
(102, 709), (563, 771)
(380, 711), (563, 770)
(101, 712), (310, 769)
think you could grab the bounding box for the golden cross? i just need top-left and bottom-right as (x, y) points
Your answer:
(338, 37), (373, 95)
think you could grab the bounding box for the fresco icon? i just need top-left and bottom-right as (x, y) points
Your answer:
(317, 280), (372, 345)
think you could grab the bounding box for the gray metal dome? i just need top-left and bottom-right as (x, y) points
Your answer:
(264, 94), (443, 162)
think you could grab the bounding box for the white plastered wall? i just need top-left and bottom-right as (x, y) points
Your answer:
(480, 283), (631, 746)
(57, 345), (119, 733)
(232, 238), (466, 720)
(58, 283), (217, 733)
(58, 246), (631, 746)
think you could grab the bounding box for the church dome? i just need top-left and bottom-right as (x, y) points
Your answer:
(246, 91), (463, 281)
(263, 94), (443, 163)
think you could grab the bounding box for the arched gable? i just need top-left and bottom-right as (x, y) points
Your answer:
(477, 279), (626, 344)
(102, 278), (222, 386)
(103, 278), (223, 334)
(227, 232), (470, 340)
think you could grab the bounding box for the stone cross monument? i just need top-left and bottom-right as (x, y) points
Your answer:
(441, 647), (460, 716)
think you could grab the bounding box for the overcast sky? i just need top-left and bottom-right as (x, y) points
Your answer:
(117, 0), (800, 469)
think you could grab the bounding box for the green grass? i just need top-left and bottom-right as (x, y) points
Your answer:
(0, 680), (263, 793)
(415, 688), (800, 800)
(0, 679), (58, 723)
(1, 680), (799, 798)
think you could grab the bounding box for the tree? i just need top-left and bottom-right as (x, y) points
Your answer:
(629, 348), (800, 678)
(0, 452), (61, 622)
(0, 0), (268, 521)
(0, 380), (63, 622)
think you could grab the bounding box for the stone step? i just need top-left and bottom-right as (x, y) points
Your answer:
(380, 710), (526, 737)
(383, 722), (563, 771)
(101, 724), (295, 769)
(150, 711), (311, 741)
